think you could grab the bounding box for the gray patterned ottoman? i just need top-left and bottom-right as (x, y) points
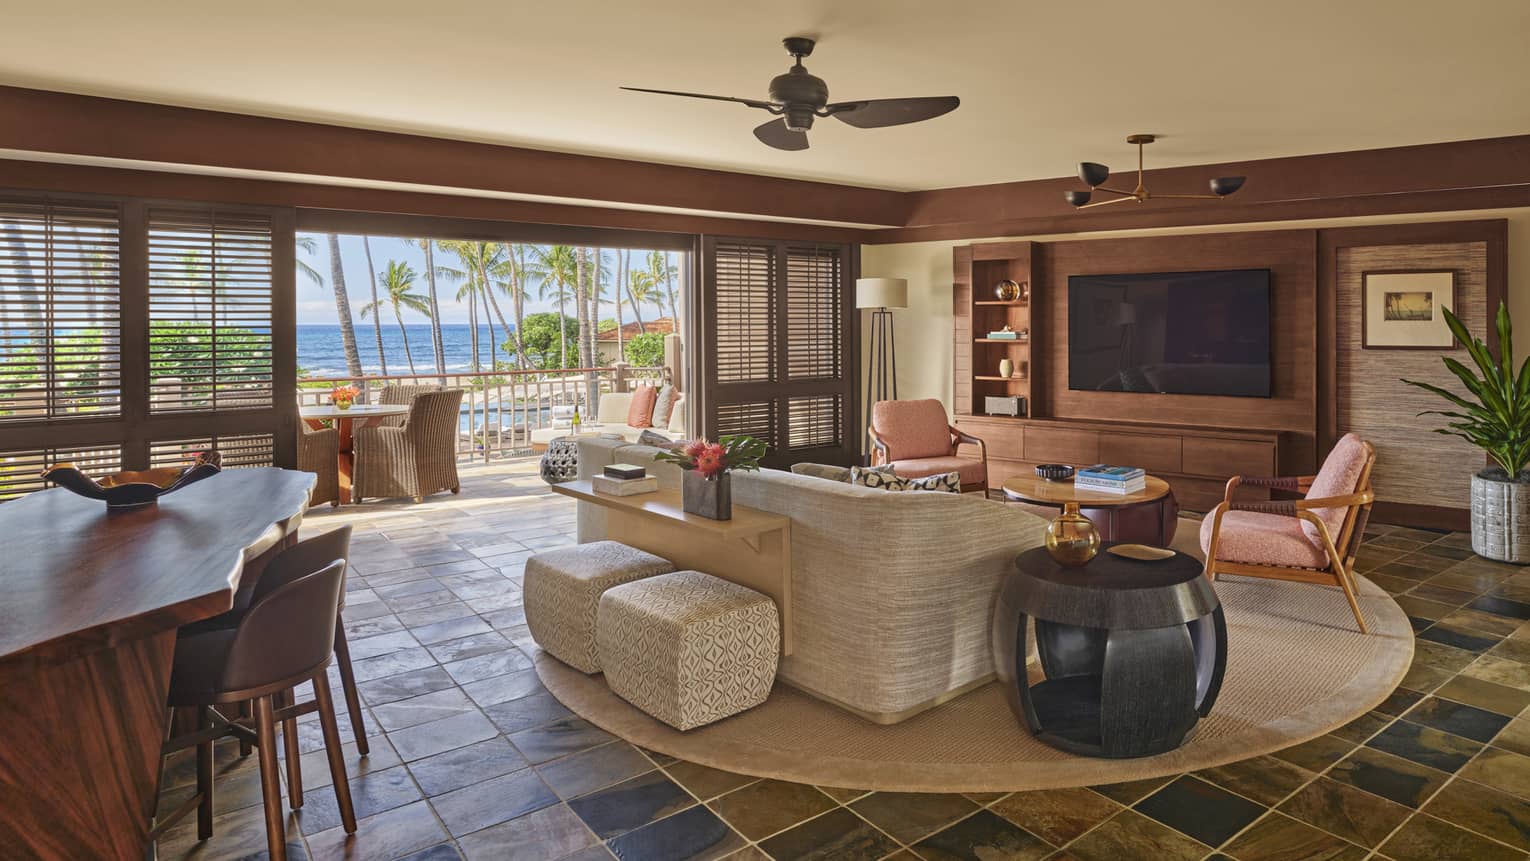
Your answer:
(596, 570), (780, 730)
(524, 541), (676, 673)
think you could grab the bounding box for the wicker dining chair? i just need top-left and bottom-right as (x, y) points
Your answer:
(352, 388), (464, 503)
(297, 422), (341, 508)
(378, 384), (442, 428)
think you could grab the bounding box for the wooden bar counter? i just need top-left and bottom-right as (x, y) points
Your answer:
(0, 468), (314, 860)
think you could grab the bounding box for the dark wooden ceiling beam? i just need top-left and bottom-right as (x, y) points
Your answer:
(0, 86), (908, 228)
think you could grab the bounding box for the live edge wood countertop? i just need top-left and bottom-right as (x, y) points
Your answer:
(0, 467), (314, 669)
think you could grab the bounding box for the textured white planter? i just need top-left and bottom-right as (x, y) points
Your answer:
(1470, 473), (1530, 564)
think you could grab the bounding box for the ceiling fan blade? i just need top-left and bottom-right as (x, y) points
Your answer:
(620, 86), (779, 111)
(825, 96), (960, 128)
(753, 118), (809, 151)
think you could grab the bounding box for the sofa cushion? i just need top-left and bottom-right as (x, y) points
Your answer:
(638, 429), (683, 449)
(1302, 433), (1368, 545)
(667, 395), (686, 434)
(791, 462), (893, 483)
(851, 466), (961, 494)
(596, 392), (633, 425)
(889, 456), (986, 486)
(871, 399), (954, 460)
(626, 385), (658, 428)
(1200, 510), (1329, 569)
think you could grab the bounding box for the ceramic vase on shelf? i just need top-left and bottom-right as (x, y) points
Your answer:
(998, 358), (1014, 379)
(682, 470), (732, 521)
(1045, 502), (1100, 567)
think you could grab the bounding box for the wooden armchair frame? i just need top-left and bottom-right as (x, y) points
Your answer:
(1201, 440), (1377, 633)
(867, 423), (990, 494)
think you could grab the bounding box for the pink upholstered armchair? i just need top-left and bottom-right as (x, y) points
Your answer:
(1200, 433), (1377, 633)
(867, 399), (988, 494)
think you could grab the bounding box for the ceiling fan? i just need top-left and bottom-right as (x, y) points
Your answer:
(621, 37), (960, 151)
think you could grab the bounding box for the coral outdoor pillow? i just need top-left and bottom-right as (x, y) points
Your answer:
(626, 385), (658, 428)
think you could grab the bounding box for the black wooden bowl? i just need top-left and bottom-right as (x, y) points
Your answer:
(1035, 464), (1075, 481)
(42, 451), (222, 509)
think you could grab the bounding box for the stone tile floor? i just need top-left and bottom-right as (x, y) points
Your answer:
(155, 458), (1530, 861)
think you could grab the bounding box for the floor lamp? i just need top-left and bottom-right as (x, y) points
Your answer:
(857, 277), (908, 460)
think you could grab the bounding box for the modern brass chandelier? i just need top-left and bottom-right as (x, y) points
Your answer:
(1064, 134), (1245, 209)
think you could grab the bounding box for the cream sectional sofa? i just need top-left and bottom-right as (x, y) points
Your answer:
(575, 437), (1048, 724)
(529, 391), (685, 450)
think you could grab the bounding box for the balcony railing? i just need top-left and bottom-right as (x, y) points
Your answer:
(297, 364), (670, 462)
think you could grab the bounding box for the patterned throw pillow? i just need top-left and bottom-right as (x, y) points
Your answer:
(637, 430), (684, 450)
(849, 466), (962, 493)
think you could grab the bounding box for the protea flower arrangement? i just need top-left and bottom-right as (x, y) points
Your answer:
(655, 435), (766, 520)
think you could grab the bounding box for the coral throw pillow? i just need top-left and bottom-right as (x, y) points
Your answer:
(626, 385), (658, 428)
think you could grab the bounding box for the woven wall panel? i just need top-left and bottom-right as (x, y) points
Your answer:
(1336, 242), (1487, 508)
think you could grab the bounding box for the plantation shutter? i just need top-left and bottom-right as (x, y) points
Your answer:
(0, 194), (296, 500)
(700, 237), (856, 468)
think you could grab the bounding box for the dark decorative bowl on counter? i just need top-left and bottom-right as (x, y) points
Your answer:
(1035, 464), (1075, 482)
(42, 451), (222, 509)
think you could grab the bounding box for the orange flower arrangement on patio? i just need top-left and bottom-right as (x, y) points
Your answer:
(329, 385), (360, 410)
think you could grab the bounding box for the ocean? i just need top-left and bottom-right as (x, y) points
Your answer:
(297, 323), (512, 378)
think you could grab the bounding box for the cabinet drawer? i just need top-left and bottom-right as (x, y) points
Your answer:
(1023, 428), (1099, 464)
(1099, 433), (1181, 474)
(955, 418), (1023, 457)
(1182, 438), (1276, 478)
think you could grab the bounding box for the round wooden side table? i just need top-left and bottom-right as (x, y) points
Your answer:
(1001, 474), (1179, 546)
(992, 545), (1228, 758)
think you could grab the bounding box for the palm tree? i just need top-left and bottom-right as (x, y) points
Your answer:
(438, 241), (516, 370)
(362, 236), (387, 375)
(611, 249), (627, 361)
(359, 261), (432, 375)
(506, 245), (533, 370)
(406, 239), (447, 377)
(295, 235), (323, 288)
(627, 266), (660, 333)
(574, 248), (592, 371)
(324, 234), (364, 380)
(530, 245), (577, 368)
(641, 250), (680, 322)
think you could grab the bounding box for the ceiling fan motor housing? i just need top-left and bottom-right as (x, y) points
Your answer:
(770, 67), (828, 131)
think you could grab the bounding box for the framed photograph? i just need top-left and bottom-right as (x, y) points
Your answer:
(1361, 270), (1458, 350)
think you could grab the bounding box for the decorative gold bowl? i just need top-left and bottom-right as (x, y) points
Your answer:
(42, 451), (222, 508)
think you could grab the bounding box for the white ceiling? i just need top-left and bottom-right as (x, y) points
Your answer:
(3, 0), (1529, 191)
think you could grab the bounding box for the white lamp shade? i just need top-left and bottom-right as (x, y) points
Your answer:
(855, 277), (908, 310)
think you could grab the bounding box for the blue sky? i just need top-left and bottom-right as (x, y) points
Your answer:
(295, 235), (679, 326)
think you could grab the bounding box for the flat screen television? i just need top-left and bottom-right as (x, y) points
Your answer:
(1067, 268), (1272, 398)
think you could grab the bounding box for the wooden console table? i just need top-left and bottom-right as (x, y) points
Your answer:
(551, 480), (794, 655)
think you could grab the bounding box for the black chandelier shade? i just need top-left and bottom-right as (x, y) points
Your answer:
(1079, 162), (1111, 187)
(1210, 176), (1246, 196)
(1063, 190), (1093, 207)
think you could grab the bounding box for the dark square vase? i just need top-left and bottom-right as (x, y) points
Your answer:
(682, 470), (732, 520)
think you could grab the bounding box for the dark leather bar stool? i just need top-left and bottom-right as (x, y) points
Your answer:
(189, 525), (371, 763)
(153, 541), (358, 861)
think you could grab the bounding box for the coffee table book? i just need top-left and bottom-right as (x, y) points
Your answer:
(591, 474), (659, 496)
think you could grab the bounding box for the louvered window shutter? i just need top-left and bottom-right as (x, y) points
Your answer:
(701, 237), (856, 468)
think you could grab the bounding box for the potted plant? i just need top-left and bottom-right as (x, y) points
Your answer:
(655, 435), (767, 520)
(1402, 302), (1530, 563)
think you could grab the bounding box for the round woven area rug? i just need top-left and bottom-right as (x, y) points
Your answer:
(534, 574), (1412, 792)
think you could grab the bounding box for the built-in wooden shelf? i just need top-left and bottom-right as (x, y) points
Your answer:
(974, 375), (1029, 382)
(975, 338), (1032, 345)
(974, 300), (1029, 306)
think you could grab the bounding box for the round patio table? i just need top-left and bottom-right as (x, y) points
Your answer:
(300, 403), (410, 504)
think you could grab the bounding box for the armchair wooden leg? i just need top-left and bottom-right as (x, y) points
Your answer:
(253, 696), (289, 861)
(1305, 514), (1368, 634)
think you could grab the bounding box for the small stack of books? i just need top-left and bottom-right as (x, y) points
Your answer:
(1075, 464), (1146, 494)
(591, 463), (658, 496)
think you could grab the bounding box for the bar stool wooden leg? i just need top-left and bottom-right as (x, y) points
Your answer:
(238, 700), (253, 757)
(195, 706), (214, 840)
(313, 676), (358, 834)
(333, 622), (370, 755)
(279, 688), (303, 808)
(254, 696), (289, 861)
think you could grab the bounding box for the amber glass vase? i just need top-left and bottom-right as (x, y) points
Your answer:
(1045, 502), (1100, 567)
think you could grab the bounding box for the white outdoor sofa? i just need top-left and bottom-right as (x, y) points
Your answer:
(529, 391), (685, 451)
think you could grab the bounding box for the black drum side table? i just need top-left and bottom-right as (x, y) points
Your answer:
(992, 545), (1228, 758)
